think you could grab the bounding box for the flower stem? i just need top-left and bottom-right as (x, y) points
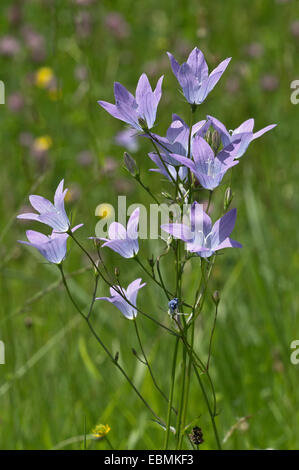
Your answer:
(58, 263), (164, 425)
(164, 336), (180, 449)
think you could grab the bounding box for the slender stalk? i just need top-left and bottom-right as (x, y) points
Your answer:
(192, 362), (222, 450)
(164, 337), (180, 449)
(206, 302), (218, 371)
(133, 318), (175, 412)
(58, 264), (163, 424)
(176, 344), (187, 449)
(178, 320), (194, 449)
(135, 174), (160, 204)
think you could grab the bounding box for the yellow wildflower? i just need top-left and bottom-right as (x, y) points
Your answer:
(35, 67), (54, 88)
(33, 136), (53, 152)
(92, 424), (111, 439)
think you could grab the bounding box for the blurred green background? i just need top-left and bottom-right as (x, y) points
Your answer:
(0, 0), (298, 450)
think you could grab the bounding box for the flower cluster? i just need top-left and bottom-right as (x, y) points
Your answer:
(17, 47), (277, 449)
(17, 46), (276, 323)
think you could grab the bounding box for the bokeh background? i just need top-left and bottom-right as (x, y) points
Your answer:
(0, 0), (298, 450)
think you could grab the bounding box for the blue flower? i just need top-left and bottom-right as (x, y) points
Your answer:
(98, 73), (163, 131)
(17, 180), (72, 233)
(96, 278), (146, 320)
(167, 47), (231, 105)
(18, 225), (83, 264)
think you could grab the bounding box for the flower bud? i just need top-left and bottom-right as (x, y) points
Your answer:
(94, 259), (100, 275)
(114, 267), (120, 278)
(224, 187), (233, 210)
(212, 290), (220, 305)
(124, 152), (138, 176)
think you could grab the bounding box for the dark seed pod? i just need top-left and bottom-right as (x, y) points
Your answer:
(189, 426), (204, 445)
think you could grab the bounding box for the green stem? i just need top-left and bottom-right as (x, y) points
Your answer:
(164, 337), (180, 449)
(133, 318), (175, 411)
(58, 264), (163, 425)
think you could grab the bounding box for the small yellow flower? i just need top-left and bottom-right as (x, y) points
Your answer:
(35, 67), (54, 88)
(95, 203), (114, 219)
(33, 135), (53, 152)
(92, 424), (111, 439)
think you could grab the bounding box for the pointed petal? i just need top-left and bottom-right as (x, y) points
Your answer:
(114, 82), (135, 105)
(161, 223), (193, 242)
(211, 208), (237, 248)
(214, 237), (242, 251)
(97, 100), (123, 120)
(29, 195), (54, 214)
(126, 278), (145, 311)
(26, 230), (49, 244)
(167, 52), (180, 79)
(108, 222), (127, 240)
(252, 124), (277, 140)
(186, 47), (208, 82)
(206, 115), (231, 147)
(102, 239), (136, 258)
(135, 73), (152, 106)
(153, 75), (164, 102)
(233, 118), (255, 134)
(17, 212), (40, 222)
(127, 208), (140, 240)
(178, 63), (200, 104)
(192, 135), (214, 166)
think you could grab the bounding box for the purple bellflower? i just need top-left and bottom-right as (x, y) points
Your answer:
(97, 207), (140, 258)
(167, 47), (231, 105)
(98, 73), (163, 131)
(148, 114), (210, 183)
(18, 224), (83, 264)
(170, 135), (239, 190)
(96, 278), (146, 320)
(161, 202), (241, 258)
(207, 115), (277, 159)
(17, 180), (71, 233)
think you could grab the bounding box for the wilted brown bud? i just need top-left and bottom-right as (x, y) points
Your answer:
(189, 426), (204, 445)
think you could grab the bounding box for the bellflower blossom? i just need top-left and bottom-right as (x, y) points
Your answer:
(18, 225), (83, 264)
(17, 180), (71, 232)
(161, 202), (241, 258)
(148, 114), (210, 183)
(170, 135), (240, 190)
(96, 278), (146, 320)
(167, 47), (231, 105)
(98, 73), (163, 131)
(207, 115), (277, 159)
(96, 207), (140, 258)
